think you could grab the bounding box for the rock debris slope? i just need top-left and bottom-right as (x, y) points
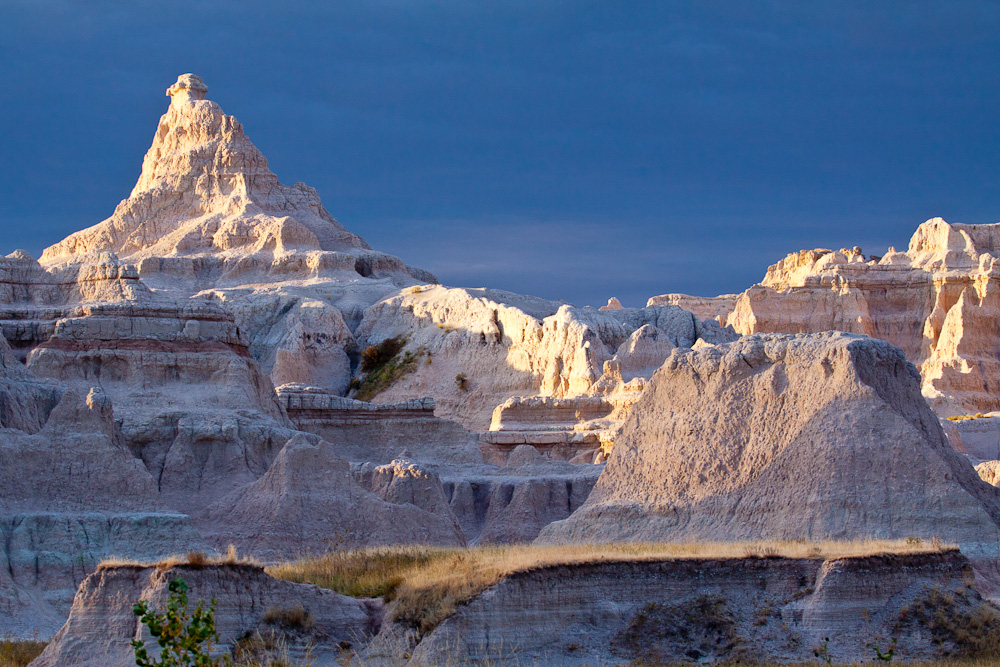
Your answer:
(652, 218), (1000, 416)
(540, 333), (1000, 553)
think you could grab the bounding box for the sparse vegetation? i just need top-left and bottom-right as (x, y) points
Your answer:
(896, 587), (1000, 658)
(353, 336), (421, 401)
(98, 547), (257, 571)
(132, 577), (231, 666)
(187, 551), (209, 568)
(0, 634), (47, 667)
(360, 336), (406, 372)
(455, 372), (468, 390)
(268, 539), (951, 638)
(261, 605), (314, 631)
(613, 595), (745, 663)
(232, 630), (309, 667)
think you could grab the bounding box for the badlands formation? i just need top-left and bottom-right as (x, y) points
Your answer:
(7, 74), (1000, 664)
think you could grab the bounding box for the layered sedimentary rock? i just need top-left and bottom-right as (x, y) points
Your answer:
(195, 435), (466, 560)
(649, 219), (1000, 416)
(942, 414), (1000, 463)
(0, 344), (205, 636)
(354, 284), (732, 441)
(33, 74), (435, 397)
(278, 385), (480, 464)
(411, 551), (983, 666)
(442, 445), (600, 544)
(32, 563), (380, 667)
(540, 333), (1000, 553)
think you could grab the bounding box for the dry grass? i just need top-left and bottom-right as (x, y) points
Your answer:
(947, 412), (991, 422)
(268, 539), (952, 637)
(0, 635), (47, 667)
(262, 605), (315, 631)
(232, 629), (311, 667)
(97, 544), (259, 571)
(267, 544), (451, 598)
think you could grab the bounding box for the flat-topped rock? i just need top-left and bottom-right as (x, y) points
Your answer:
(31, 563), (380, 667)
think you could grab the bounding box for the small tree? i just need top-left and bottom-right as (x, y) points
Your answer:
(132, 577), (232, 667)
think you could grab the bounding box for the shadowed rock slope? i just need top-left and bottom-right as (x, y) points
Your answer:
(412, 550), (986, 666)
(31, 563), (380, 667)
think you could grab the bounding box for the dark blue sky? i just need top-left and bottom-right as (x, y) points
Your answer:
(3, 1), (1000, 307)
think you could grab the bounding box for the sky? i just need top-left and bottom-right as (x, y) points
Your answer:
(2, 1), (1000, 307)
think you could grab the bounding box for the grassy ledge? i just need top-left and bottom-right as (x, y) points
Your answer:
(266, 539), (953, 636)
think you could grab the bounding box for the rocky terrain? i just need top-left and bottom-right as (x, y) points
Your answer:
(652, 219), (1000, 417)
(539, 332), (1000, 556)
(0, 75), (721, 642)
(31, 563), (380, 667)
(9, 73), (1000, 664)
(413, 550), (981, 666)
(36, 549), (990, 667)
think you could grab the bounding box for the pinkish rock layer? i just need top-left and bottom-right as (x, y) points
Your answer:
(649, 219), (1000, 416)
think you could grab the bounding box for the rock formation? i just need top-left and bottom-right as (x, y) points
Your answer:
(31, 563), (379, 667)
(354, 285), (733, 447)
(0, 336), (206, 637)
(540, 333), (1000, 554)
(649, 219), (1000, 416)
(411, 551), (983, 666)
(195, 435), (466, 560)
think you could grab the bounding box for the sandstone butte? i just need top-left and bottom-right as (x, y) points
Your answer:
(6, 74), (1000, 665)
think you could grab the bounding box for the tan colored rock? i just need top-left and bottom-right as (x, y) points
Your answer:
(598, 297), (623, 310)
(653, 218), (1000, 416)
(539, 333), (1000, 553)
(977, 460), (1000, 486)
(646, 292), (739, 325)
(355, 285), (710, 430)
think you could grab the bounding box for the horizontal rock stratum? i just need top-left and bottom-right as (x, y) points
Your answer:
(412, 550), (983, 666)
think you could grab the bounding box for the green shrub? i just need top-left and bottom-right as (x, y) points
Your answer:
(354, 337), (420, 402)
(132, 577), (231, 667)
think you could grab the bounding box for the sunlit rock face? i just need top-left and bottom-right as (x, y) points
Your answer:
(539, 332), (1000, 554)
(650, 218), (1000, 416)
(42, 73), (379, 276)
(354, 284), (733, 442)
(34, 74), (435, 396)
